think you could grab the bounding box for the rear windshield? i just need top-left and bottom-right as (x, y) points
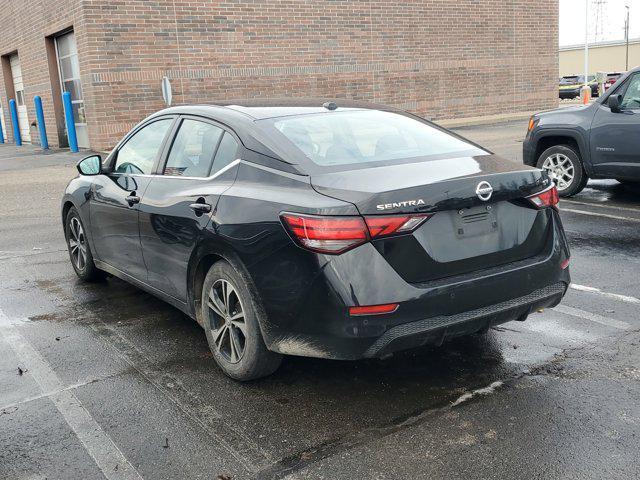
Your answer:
(259, 110), (484, 168)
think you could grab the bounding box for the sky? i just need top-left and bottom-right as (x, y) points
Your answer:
(560, 0), (640, 46)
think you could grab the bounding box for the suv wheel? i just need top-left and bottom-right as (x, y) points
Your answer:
(201, 260), (282, 381)
(64, 207), (104, 281)
(537, 145), (587, 197)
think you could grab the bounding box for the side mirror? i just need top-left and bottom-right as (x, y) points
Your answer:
(608, 94), (623, 113)
(77, 155), (102, 176)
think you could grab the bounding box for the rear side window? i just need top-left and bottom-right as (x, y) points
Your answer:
(115, 119), (173, 174)
(164, 119), (224, 177)
(263, 110), (480, 168)
(211, 132), (239, 175)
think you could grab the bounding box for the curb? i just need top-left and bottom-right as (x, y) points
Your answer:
(434, 111), (535, 129)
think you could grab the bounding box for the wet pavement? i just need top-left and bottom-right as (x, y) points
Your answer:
(1, 126), (639, 479)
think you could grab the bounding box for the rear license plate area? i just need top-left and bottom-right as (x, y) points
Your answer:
(454, 205), (498, 238)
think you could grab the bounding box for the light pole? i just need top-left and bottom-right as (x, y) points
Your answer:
(625, 5), (630, 71)
(582, 0), (591, 104)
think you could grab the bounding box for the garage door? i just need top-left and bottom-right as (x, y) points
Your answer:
(9, 54), (30, 143)
(0, 105), (7, 141)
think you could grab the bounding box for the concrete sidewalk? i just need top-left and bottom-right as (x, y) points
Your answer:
(0, 144), (88, 173)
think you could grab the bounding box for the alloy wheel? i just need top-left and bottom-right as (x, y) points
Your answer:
(542, 153), (574, 191)
(207, 279), (247, 364)
(68, 217), (87, 271)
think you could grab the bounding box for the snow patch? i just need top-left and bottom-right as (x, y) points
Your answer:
(451, 380), (504, 407)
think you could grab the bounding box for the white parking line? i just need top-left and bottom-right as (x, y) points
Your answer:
(571, 284), (640, 304)
(0, 309), (144, 480)
(561, 208), (640, 222)
(553, 304), (630, 330)
(562, 199), (640, 214)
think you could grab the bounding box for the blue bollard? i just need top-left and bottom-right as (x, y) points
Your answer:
(0, 109), (4, 144)
(62, 91), (78, 152)
(33, 96), (48, 150)
(9, 99), (21, 146)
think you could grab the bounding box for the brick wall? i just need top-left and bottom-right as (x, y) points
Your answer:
(0, 0), (558, 151)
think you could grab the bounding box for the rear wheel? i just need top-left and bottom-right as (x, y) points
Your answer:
(201, 260), (281, 381)
(64, 207), (104, 281)
(537, 145), (587, 197)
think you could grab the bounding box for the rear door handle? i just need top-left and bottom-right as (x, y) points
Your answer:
(127, 195), (140, 206)
(189, 202), (212, 214)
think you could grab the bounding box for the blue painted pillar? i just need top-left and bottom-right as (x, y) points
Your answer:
(9, 99), (21, 146)
(62, 91), (78, 152)
(0, 109), (4, 144)
(33, 96), (48, 150)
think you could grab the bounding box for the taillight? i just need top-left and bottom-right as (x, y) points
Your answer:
(527, 185), (559, 210)
(349, 303), (399, 316)
(280, 213), (368, 254)
(280, 212), (431, 254)
(364, 214), (431, 238)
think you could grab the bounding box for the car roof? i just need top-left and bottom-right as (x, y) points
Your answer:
(155, 98), (396, 120)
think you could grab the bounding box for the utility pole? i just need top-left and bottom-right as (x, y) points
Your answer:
(585, 0), (589, 85)
(625, 5), (630, 71)
(581, 0), (591, 104)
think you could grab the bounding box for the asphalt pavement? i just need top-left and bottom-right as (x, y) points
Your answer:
(1, 122), (639, 480)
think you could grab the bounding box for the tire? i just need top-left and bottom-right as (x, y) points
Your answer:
(64, 207), (104, 281)
(201, 260), (282, 381)
(536, 145), (587, 197)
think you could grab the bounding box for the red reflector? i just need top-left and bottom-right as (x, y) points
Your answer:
(527, 185), (559, 209)
(349, 303), (399, 316)
(280, 213), (368, 254)
(365, 214), (431, 238)
(560, 258), (570, 270)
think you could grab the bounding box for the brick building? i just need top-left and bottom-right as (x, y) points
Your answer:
(0, 0), (558, 152)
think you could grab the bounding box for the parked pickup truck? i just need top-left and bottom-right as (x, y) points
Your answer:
(524, 67), (640, 196)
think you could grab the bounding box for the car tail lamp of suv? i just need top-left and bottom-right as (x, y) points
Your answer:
(526, 185), (559, 210)
(280, 213), (432, 254)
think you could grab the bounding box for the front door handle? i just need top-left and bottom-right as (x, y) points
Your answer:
(189, 202), (212, 214)
(127, 195), (140, 206)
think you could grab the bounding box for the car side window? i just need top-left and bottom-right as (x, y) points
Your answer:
(164, 120), (224, 177)
(620, 75), (640, 110)
(211, 132), (239, 175)
(114, 119), (173, 175)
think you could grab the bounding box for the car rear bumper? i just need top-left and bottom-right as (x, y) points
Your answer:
(362, 282), (565, 358)
(255, 212), (571, 360)
(559, 89), (580, 99)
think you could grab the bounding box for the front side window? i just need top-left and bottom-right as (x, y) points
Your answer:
(164, 120), (223, 177)
(115, 119), (173, 175)
(265, 110), (481, 167)
(620, 75), (640, 110)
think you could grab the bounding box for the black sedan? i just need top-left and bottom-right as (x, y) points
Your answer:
(62, 99), (570, 380)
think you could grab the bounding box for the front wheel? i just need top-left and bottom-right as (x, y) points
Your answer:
(64, 207), (104, 281)
(536, 145), (587, 197)
(201, 260), (282, 381)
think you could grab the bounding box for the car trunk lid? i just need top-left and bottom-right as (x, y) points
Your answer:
(311, 154), (554, 283)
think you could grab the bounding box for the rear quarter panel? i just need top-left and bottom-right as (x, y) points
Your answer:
(204, 161), (358, 343)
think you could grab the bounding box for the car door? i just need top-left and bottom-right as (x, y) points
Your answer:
(90, 117), (175, 280)
(138, 116), (241, 301)
(590, 73), (640, 179)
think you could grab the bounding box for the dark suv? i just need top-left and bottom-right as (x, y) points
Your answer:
(524, 67), (640, 196)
